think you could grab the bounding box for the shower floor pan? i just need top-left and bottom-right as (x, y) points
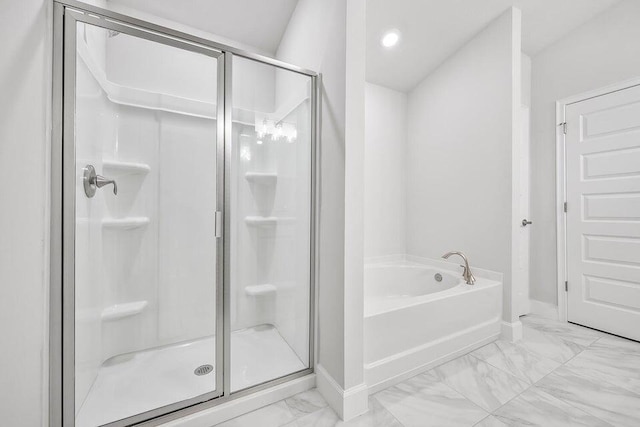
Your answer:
(76, 324), (305, 427)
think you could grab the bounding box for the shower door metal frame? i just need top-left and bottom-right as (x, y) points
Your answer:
(53, 5), (226, 427)
(51, 1), (319, 426)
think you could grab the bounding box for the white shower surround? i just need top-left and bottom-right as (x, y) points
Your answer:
(363, 256), (502, 393)
(72, 19), (313, 423)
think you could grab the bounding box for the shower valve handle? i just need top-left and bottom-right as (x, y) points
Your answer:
(83, 164), (118, 198)
(95, 175), (118, 194)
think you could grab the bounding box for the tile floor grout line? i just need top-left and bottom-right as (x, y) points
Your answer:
(420, 367), (493, 418)
(560, 359), (640, 400)
(483, 323), (590, 419)
(486, 377), (534, 418)
(374, 370), (488, 425)
(473, 414), (504, 427)
(432, 352), (533, 418)
(525, 325), (588, 387)
(518, 331), (619, 427)
(370, 394), (407, 427)
(467, 342), (555, 386)
(529, 381), (616, 427)
(574, 331), (640, 388)
(485, 322), (623, 426)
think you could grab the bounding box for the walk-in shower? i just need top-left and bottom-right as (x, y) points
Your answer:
(51, 2), (317, 426)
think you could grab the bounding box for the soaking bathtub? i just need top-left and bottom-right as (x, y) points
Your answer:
(364, 257), (502, 392)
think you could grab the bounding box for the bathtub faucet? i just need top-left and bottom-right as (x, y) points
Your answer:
(442, 251), (476, 285)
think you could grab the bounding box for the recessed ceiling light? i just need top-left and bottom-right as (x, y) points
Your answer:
(381, 29), (401, 48)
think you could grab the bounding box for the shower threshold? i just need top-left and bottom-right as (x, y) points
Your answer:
(76, 324), (305, 427)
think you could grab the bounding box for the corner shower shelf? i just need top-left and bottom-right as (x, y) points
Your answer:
(102, 217), (150, 230)
(245, 172), (277, 184)
(244, 284), (277, 296)
(244, 216), (296, 227)
(101, 300), (148, 322)
(103, 160), (151, 175)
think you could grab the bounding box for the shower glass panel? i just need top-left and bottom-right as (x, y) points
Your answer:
(72, 20), (222, 426)
(229, 56), (313, 391)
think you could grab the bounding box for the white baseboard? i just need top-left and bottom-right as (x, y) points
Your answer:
(316, 364), (368, 421)
(529, 299), (559, 321)
(501, 320), (523, 342)
(160, 374), (315, 426)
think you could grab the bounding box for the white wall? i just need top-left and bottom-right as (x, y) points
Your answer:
(364, 83), (407, 259)
(0, 0), (51, 425)
(522, 54), (531, 108)
(277, 0), (368, 419)
(277, 0), (348, 385)
(0, 0), (363, 422)
(530, 0), (640, 304)
(406, 8), (521, 322)
(342, 0), (366, 400)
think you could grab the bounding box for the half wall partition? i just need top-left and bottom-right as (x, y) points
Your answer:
(51, 2), (318, 426)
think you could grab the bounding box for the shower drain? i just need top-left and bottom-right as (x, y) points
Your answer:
(194, 364), (214, 376)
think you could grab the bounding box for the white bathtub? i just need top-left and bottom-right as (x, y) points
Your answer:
(364, 258), (502, 392)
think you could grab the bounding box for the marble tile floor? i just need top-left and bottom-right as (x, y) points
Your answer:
(216, 315), (640, 427)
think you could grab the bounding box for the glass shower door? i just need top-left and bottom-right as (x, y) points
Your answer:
(65, 12), (224, 426)
(228, 56), (314, 391)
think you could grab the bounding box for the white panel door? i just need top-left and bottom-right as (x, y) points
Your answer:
(566, 84), (640, 341)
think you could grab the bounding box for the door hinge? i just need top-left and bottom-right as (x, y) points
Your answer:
(565, 281), (568, 292)
(559, 122), (567, 134)
(564, 202), (567, 213)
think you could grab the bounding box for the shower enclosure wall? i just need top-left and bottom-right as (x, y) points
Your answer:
(51, 2), (317, 426)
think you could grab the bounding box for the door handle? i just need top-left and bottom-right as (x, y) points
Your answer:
(521, 219), (532, 227)
(214, 211), (223, 238)
(83, 164), (118, 198)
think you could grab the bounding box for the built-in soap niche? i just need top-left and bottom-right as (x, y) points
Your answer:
(101, 223), (154, 302)
(245, 172), (278, 211)
(102, 160), (151, 218)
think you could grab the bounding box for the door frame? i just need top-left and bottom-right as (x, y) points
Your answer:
(51, 1), (320, 426)
(555, 76), (640, 323)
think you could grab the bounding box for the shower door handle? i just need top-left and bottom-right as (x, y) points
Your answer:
(214, 211), (223, 238)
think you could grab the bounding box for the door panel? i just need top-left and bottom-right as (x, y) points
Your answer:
(566, 84), (640, 341)
(228, 56), (313, 392)
(66, 13), (223, 426)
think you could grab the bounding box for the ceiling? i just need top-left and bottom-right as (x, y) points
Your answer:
(367, 0), (620, 92)
(108, 0), (299, 55)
